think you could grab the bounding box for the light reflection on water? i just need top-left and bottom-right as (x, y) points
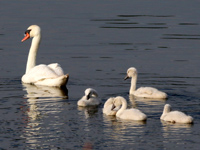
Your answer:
(77, 106), (99, 120)
(22, 83), (68, 99)
(103, 115), (146, 146)
(21, 84), (69, 149)
(161, 120), (193, 132)
(161, 120), (194, 149)
(129, 94), (166, 106)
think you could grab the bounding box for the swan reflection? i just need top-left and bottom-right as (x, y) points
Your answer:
(103, 111), (146, 143)
(23, 83), (68, 99)
(22, 83), (68, 122)
(129, 94), (166, 106)
(103, 114), (146, 128)
(161, 120), (193, 131)
(21, 84), (68, 148)
(161, 120), (193, 147)
(77, 106), (99, 133)
(77, 106), (99, 119)
(129, 94), (166, 115)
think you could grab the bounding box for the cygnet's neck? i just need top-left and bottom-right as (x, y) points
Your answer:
(26, 35), (41, 73)
(163, 105), (171, 115)
(130, 74), (137, 94)
(117, 98), (127, 114)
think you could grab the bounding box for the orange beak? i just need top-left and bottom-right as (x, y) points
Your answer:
(21, 32), (30, 42)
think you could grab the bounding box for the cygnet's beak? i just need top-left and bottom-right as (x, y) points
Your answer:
(124, 75), (129, 80)
(86, 94), (90, 100)
(111, 104), (116, 110)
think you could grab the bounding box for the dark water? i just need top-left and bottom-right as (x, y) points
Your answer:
(0, 0), (200, 149)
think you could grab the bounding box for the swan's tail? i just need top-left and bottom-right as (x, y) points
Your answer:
(65, 74), (69, 83)
(60, 74), (69, 87)
(140, 113), (147, 121)
(186, 116), (193, 124)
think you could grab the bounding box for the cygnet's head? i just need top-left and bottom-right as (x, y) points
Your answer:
(114, 96), (124, 106)
(22, 25), (41, 42)
(105, 97), (115, 105)
(85, 88), (98, 100)
(111, 96), (126, 110)
(164, 104), (171, 113)
(124, 67), (137, 80)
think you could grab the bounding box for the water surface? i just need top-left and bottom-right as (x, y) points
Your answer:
(0, 0), (200, 149)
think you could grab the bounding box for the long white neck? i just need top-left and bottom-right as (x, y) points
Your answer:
(130, 74), (137, 94)
(117, 98), (127, 115)
(25, 35), (41, 73)
(163, 105), (171, 115)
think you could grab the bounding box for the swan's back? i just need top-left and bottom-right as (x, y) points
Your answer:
(77, 96), (100, 106)
(48, 63), (65, 76)
(116, 108), (147, 121)
(22, 64), (68, 87)
(160, 104), (193, 124)
(22, 64), (60, 82)
(162, 111), (193, 123)
(135, 87), (167, 99)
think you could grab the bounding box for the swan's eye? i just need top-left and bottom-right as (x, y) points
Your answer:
(24, 29), (31, 35)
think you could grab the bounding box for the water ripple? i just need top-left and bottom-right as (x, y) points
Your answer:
(117, 15), (175, 18)
(162, 34), (200, 40)
(101, 26), (168, 29)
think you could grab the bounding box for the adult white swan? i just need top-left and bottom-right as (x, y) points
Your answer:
(77, 88), (101, 106)
(103, 97), (121, 116)
(21, 25), (69, 87)
(112, 96), (147, 121)
(160, 104), (193, 124)
(124, 67), (167, 99)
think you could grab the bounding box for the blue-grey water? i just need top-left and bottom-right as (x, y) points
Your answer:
(0, 0), (200, 149)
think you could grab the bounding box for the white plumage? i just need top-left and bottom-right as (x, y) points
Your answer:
(124, 67), (167, 99)
(77, 88), (101, 107)
(103, 97), (121, 116)
(112, 96), (147, 121)
(21, 25), (69, 87)
(160, 104), (193, 124)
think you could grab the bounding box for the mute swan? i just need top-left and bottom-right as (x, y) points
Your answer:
(124, 67), (167, 99)
(103, 97), (122, 116)
(21, 25), (69, 87)
(77, 88), (101, 106)
(160, 104), (193, 124)
(112, 96), (147, 121)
